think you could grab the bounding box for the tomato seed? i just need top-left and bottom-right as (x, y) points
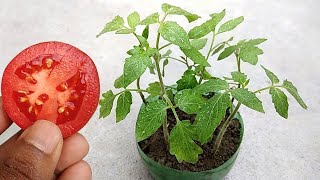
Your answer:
(19, 97), (28, 103)
(46, 58), (53, 68)
(28, 106), (34, 113)
(26, 76), (37, 84)
(58, 106), (65, 114)
(35, 99), (44, 105)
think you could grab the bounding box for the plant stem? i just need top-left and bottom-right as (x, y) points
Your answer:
(212, 102), (241, 154)
(164, 95), (180, 123)
(136, 77), (147, 104)
(253, 85), (282, 93)
(159, 43), (172, 50)
(166, 57), (188, 66)
(199, 32), (216, 84)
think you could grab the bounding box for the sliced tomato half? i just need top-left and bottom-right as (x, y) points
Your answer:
(1, 41), (100, 138)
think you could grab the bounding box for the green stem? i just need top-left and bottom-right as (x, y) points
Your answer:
(166, 57), (188, 66)
(253, 85), (282, 93)
(136, 77), (147, 104)
(164, 95), (180, 123)
(159, 43), (172, 50)
(199, 32), (216, 84)
(213, 102), (241, 154)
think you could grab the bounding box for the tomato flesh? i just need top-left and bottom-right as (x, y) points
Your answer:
(1, 42), (100, 138)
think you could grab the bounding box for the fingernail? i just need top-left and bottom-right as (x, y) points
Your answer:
(18, 120), (62, 154)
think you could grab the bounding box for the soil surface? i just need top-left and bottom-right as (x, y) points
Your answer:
(138, 108), (241, 172)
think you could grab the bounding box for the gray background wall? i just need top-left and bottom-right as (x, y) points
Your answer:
(0, 0), (319, 179)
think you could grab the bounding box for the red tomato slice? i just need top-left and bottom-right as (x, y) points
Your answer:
(1, 41), (100, 138)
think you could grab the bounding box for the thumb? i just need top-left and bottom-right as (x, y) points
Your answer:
(0, 120), (63, 180)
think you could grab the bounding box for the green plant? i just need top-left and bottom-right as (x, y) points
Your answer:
(97, 3), (307, 164)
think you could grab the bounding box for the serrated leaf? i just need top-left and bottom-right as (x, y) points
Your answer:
(99, 90), (116, 118)
(218, 45), (238, 60)
(177, 70), (198, 91)
(188, 9), (225, 39)
(194, 93), (231, 144)
(169, 120), (202, 164)
(261, 65), (279, 84)
(140, 13), (159, 25)
(239, 45), (263, 65)
(162, 3), (200, 23)
(114, 53), (151, 88)
(282, 80), (307, 109)
(270, 88), (288, 119)
(218, 16), (244, 34)
(231, 88), (264, 112)
(136, 35), (149, 47)
(175, 89), (206, 114)
(159, 21), (191, 49)
(193, 79), (229, 95)
(116, 91), (132, 122)
(231, 71), (247, 85)
(190, 38), (208, 50)
(147, 82), (162, 97)
(211, 43), (225, 56)
(242, 38), (267, 47)
(181, 46), (210, 67)
(142, 25), (149, 39)
(128, 11), (140, 28)
(127, 46), (144, 55)
(162, 58), (169, 76)
(115, 29), (135, 34)
(97, 16), (124, 37)
(136, 100), (167, 142)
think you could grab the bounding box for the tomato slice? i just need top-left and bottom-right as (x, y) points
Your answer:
(1, 42), (100, 138)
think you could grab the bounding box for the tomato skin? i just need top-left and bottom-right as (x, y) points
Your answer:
(1, 41), (100, 138)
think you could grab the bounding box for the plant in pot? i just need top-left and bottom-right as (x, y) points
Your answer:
(97, 3), (307, 180)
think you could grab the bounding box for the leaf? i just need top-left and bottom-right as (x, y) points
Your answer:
(193, 79), (229, 95)
(231, 88), (264, 113)
(175, 89), (206, 114)
(140, 13), (159, 25)
(180, 46), (210, 67)
(211, 43), (225, 56)
(128, 11), (140, 28)
(243, 38), (267, 46)
(218, 16), (244, 34)
(136, 100), (167, 142)
(142, 25), (149, 39)
(239, 46), (263, 65)
(159, 21), (191, 49)
(115, 29), (135, 34)
(269, 88), (288, 119)
(261, 65), (280, 84)
(99, 90), (116, 118)
(162, 58), (169, 76)
(218, 45), (238, 60)
(127, 46), (144, 55)
(136, 35), (149, 47)
(162, 3), (200, 23)
(188, 9), (226, 39)
(169, 120), (203, 164)
(194, 93), (231, 144)
(148, 63), (156, 75)
(116, 91), (132, 122)
(177, 70), (198, 91)
(114, 53), (151, 88)
(162, 49), (172, 58)
(282, 80), (307, 109)
(97, 16), (124, 37)
(231, 71), (247, 85)
(190, 38), (208, 50)
(147, 82), (162, 97)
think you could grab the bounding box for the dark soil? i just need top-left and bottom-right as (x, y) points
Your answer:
(138, 108), (241, 172)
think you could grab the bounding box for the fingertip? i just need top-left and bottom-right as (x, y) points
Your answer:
(58, 160), (92, 180)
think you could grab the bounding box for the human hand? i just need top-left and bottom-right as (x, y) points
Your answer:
(0, 97), (92, 180)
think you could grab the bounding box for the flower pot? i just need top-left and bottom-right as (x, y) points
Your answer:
(136, 113), (244, 180)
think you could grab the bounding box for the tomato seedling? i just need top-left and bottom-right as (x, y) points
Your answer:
(1, 41), (100, 138)
(97, 4), (307, 164)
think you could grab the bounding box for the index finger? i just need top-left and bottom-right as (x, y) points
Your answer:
(0, 96), (12, 134)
